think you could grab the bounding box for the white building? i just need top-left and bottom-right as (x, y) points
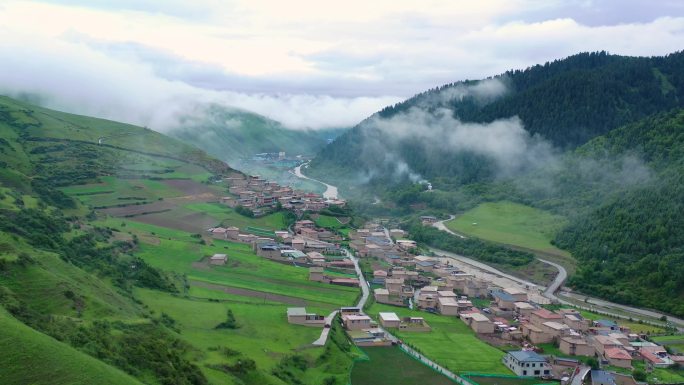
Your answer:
(502, 351), (551, 377)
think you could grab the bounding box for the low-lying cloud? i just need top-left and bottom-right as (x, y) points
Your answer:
(0, 35), (400, 131)
(349, 80), (652, 195)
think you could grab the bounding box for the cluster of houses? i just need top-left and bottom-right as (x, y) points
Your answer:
(518, 308), (684, 370)
(221, 173), (345, 215)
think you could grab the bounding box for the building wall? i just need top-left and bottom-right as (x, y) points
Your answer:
(439, 305), (459, 316)
(472, 320), (495, 334)
(559, 339), (595, 357)
(344, 319), (371, 330)
(380, 319), (401, 328)
(607, 357), (632, 369)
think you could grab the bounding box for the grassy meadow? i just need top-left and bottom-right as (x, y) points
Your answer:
(365, 303), (510, 374)
(446, 201), (570, 258)
(0, 308), (143, 385)
(351, 346), (456, 385)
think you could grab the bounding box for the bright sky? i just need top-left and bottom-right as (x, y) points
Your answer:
(0, 0), (682, 129)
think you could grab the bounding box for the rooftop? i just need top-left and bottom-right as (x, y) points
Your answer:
(591, 370), (616, 385)
(210, 253), (227, 260)
(515, 302), (535, 309)
(508, 350), (547, 363)
(503, 287), (527, 295)
(379, 312), (400, 322)
(491, 290), (516, 302)
(543, 321), (570, 330)
(287, 307), (306, 316)
(470, 313), (491, 322)
(605, 347), (631, 360)
(532, 308), (562, 319)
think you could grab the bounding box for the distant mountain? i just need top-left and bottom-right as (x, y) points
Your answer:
(308, 51), (684, 187)
(167, 105), (347, 164)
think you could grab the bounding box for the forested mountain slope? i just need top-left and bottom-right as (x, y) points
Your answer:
(555, 110), (684, 316)
(308, 51), (684, 187)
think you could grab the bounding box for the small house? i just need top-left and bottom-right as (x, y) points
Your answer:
(604, 347), (632, 368)
(209, 254), (228, 265)
(560, 336), (595, 357)
(342, 314), (372, 330)
(309, 267), (325, 282)
(379, 312), (401, 328)
(286, 307), (326, 327)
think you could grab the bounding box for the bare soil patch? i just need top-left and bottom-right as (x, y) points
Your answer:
(132, 210), (219, 233)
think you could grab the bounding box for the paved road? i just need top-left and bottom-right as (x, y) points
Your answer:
(429, 247), (540, 289)
(570, 365), (591, 385)
(537, 258), (567, 301)
(432, 215), (466, 239)
(347, 250), (370, 308)
(311, 249), (368, 346)
(292, 162), (339, 199)
(312, 310), (339, 346)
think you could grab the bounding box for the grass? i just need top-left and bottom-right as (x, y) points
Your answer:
(315, 215), (345, 229)
(351, 346), (456, 385)
(61, 176), (184, 207)
(184, 202), (288, 231)
(0, 308), (143, 385)
(446, 201), (571, 259)
(464, 375), (556, 385)
(618, 361), (684, 384)
(366, 303), (510, 374)
(650, 335), (684, 343)
(136, 288), (350, 385)
(0, 248), (141, 322)
(100, 218), (359, 310)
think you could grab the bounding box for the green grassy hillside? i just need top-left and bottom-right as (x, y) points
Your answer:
(0, 95), (359, 385)
(0, 308), (143, 385)
(446, 201), (569, 257)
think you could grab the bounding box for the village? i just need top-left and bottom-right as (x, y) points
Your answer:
(206, 178), (684, 385)
(219, 172), (346, 217)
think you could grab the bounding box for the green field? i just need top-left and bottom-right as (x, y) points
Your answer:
(366, 304), (510, 374)
(351, 346), (455, 385)
(650, 335), (684, 343)
(184, 202), (288, 231)
(446, 201), (570, 258)
(609, 360), (684, 384)
(100, 218), (359, 310)
(137, 289), (347, 385)
(0, 308), (143, 385)
(315, 215), (346, 229)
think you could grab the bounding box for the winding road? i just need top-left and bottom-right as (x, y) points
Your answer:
(431, 217), (684, 331)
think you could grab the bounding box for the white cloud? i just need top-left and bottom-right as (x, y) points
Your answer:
(0, 1), (682, 130)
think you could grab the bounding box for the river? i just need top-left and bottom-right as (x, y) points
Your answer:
(291, 162), (339, 199)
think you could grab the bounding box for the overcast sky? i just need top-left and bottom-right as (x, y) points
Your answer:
(0, 0), (683, 130)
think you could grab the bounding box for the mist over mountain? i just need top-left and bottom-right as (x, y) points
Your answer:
(165, 104), (346, 164)
(309, 51), (684, 188)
